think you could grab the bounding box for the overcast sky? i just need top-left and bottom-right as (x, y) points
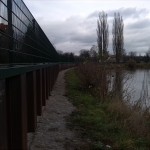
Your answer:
(23, 0), (150, 55)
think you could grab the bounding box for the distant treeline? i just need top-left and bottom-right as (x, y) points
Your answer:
(124, 54), (150, 63)
(57, 51), (75, 62)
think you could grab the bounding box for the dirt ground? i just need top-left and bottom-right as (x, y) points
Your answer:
(28, 69), (88, 150)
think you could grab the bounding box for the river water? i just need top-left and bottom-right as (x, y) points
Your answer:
(126, 70), (150, 107)
(112, 69), (150, 108)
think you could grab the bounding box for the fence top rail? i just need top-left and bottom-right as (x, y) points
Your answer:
(0, 62), (74, 79)
(0, 63), (59, 79)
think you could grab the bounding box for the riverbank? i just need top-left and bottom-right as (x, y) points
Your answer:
(66, 67), (150, 150)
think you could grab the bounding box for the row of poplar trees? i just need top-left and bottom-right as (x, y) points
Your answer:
(97, 11), (124, 63)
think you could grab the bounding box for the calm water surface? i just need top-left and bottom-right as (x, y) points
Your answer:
(124, 70), (150, 107)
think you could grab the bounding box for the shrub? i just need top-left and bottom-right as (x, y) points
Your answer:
(77, 63), (112, 100)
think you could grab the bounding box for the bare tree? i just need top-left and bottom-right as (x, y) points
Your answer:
(97, 11), (109, 62)
(112, 12), (124, 63)
(129, 51), (136, 58)
(145, 48), (150, 62)
(79, 49), (90, 61)
(145, 47), (150, 57)
(89, 45), (98, 60)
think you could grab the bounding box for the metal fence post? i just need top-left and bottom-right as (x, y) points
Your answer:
(6, 74), (27, 149)
(42, 68), (46, 106)
(26, 71), (37, 132)
(46, 68), (49, 99)
(36, 69), (42, 116)
(48, 67), (51, 95)
(0, 80), (7, 149)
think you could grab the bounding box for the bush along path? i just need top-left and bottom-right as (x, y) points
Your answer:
(66, 68), (150, 150)
(28, 69), (88, 150)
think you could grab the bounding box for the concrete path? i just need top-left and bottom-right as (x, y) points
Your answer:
(28, 69), (85, 150)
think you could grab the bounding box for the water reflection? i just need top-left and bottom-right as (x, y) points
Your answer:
(128, 70), (150, 108)
(111, 69), (150, 108)
(100, 69), (109, 99)
(112, 69), (123, 100)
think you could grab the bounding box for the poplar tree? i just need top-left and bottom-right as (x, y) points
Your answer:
(112, 12), (124, 63)
(97, 11), (109, 62)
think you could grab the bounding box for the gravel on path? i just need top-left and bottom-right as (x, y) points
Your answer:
(28, 69), (87, 150)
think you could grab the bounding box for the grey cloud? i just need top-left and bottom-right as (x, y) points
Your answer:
(39, 15), (97, 54)
(88, 8), (149, 19)
(108, 8), (149, 18)
(69, 31), (96, 44)
(23, 0), (150, 55)
(124, 30), (150, 53)
(40, 9), (150, 55)
(126, 19), (150, 29)
(124, 17), (150, 53)
(88, 11), (99, 18)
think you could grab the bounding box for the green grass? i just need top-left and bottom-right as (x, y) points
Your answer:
(65, 69), (150, 150)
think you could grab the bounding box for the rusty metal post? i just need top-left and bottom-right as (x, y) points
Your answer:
(47, 67), (50, 96)
(0, 80), (7, 149)
(45, 68), (49, 100)
(6, 74), (27, 149)
(42, 68), (46, 106)
(54, 65), (59, 84)
(49, 67), (51, 95)
(36, 69), (42, 116)
(48, 67), (51, 95)
(26, 71), (37, 132)
(51, 65), (55, 89)
(49, 66), (53, 92)
(47, 68), (49, 96)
